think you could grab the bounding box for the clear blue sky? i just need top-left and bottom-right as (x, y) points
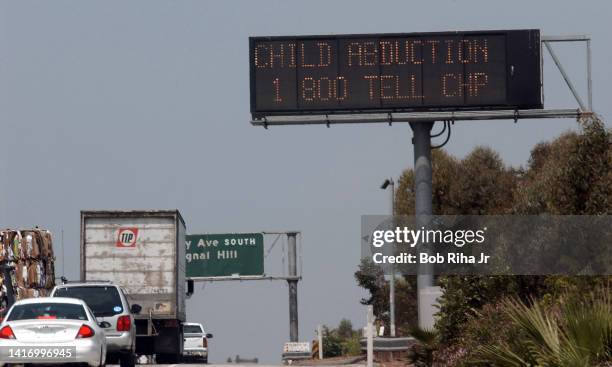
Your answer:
(1, 0), (610, 363)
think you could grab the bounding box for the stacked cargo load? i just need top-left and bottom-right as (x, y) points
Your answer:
(0, 228), (55, 313)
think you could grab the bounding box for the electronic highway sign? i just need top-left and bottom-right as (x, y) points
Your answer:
(249, 29), (542, 118)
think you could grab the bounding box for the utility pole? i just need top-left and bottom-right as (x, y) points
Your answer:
(366, 305), (374, 367)
(389, 179), (396, 337)
(410, 121), (435, 329)
(287, 232), (299, 342)
(381, 178), (396, 337)
(317, 324), (323, 360)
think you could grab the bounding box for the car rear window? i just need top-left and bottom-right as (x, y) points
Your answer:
(54, 286), (123, 317)
(8, 303), (87, 321)
(184, 324), (203, 334)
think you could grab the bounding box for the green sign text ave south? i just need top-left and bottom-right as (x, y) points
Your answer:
(185, 233), (264, 278)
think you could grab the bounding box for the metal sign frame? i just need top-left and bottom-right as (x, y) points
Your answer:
(186, 231), (302, 282)
(186, 231), (303, 343)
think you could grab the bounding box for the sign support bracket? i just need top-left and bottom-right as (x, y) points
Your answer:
(251, 108), (585, 127)
(187, 275), (301, 282)
(541, 35), (593, 112)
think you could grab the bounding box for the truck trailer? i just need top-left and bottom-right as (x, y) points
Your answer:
(80, 210), (186, 363)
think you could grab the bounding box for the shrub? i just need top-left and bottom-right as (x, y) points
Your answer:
(322, 329), (343, 358)
(321, 319), (362, 358)
(341, 334), (362, 356)
(474, 289), (612, 366)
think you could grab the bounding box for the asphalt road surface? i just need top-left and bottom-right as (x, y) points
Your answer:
(110, 364), (363, 367)
(125, 365), (284, 367)
(109, 365), (285, 367)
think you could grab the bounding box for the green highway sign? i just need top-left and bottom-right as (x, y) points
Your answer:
(185, 233), (264, 278)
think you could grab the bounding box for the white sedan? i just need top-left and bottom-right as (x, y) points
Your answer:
(0, 297), (107, 367)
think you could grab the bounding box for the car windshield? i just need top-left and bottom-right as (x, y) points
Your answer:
(8, 303), (88, 321)
(54, 286), (123, 317)
(184, 324), (203, 334)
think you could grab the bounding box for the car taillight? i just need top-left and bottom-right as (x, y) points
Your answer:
(0, 325), (15, 339)
(203, 337), (208, 348)
(76, 325), (95, 339)
(117, 316), (131, 332)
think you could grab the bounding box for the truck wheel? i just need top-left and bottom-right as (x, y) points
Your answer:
(119, 352), (136, 367)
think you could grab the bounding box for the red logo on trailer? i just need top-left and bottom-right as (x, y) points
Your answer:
(116, 227), (139, 248)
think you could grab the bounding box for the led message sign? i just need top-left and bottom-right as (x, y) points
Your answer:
(249, 30), (542, 117)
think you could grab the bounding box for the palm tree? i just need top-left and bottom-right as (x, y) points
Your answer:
(474, 290), (612, 366)
(409, 327), (439, 367)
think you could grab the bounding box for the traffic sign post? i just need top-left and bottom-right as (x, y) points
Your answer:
(287, 232), (299, 342)
(410, 121), (435, 329)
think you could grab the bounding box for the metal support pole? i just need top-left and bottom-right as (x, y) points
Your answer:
(287, 232), (299, 342)
(410, 121), (435, 329)
(317, 324), (323, 360)
(389, 179), (396, 337)
(366, 305), (374, 367)
(587, 39), (593, 111)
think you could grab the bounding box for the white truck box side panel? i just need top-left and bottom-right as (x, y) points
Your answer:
(83, 216), (177, 317)
(176, 217), (186, 319)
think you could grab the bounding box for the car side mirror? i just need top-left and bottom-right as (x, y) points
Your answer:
(206, 333), (213, 339)
(130, 304), (142, 314)
(98, 321), (112, 328)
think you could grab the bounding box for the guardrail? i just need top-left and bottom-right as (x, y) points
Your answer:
(360, 337), (415, 352)
(360, 337), (416, 362)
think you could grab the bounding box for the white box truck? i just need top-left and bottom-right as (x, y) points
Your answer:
(80, 210), (186, 363)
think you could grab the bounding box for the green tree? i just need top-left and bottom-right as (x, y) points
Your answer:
(337, 319), (354, 339)
(356, 116), (612, 356)
(354, 258), (419, 333)
(355, 258), (389, 327)
(396, 146), (521, 342)
(436, 117), (611, 344)
(320, 320), (363, 358)
(321, 325), (343, 358)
